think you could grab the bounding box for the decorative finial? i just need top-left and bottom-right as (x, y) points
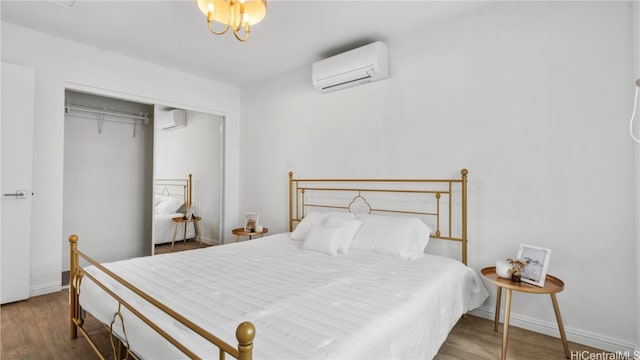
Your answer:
(69, 234), (78, 243)
(461, 169), (468, 176)
(236, 322), (256, 345)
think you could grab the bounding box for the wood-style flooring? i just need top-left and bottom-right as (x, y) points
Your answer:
(1, 286), (606, 360)
(154, 238), (213, 254)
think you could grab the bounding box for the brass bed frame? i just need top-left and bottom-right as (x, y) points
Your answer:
(154, 173), (194, 209)
(69, 169), (469, 359)
(289, 168), (468, 264)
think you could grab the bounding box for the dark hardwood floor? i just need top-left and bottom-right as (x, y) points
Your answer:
(1, 287), (607, 360)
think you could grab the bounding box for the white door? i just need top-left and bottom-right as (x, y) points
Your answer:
(1, 62), (35, 304)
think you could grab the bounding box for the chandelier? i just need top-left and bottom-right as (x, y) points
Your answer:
(196, 0), (267, 42)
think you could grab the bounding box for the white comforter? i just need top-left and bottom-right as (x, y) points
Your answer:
(79, 233), (488, 360)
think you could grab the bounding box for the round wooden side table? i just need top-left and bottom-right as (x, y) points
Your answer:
(481, 266), (569, 360)
(231, 227), (268, 242)
(170, 216), (202, 251)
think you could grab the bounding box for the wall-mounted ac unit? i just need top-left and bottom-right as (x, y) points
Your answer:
(312, 41), (389, 93)
(156, 109), (186, 131)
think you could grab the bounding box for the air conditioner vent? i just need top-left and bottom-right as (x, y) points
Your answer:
(312, 42), (389, 93)
(156, 109), (186, 131)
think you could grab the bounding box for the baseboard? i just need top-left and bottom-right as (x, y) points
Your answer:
(30, 281), (61, 297)
(470, 306), (636, 354)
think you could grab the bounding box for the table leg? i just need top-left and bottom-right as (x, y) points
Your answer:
(171, 222), (179, 251)
(494, 286), (502, 332)
(501, 288), (512, 360)
(551, 293), (570, 359)
(183, 221), (188, 244)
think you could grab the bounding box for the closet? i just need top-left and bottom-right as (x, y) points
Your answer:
(62, 90), (154, 269)
(62, 90), (225, 273)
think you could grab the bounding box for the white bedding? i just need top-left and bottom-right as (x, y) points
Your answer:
(79, 232), (488, 360)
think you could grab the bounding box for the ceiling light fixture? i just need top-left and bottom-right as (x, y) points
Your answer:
(196, 0), (267, 42)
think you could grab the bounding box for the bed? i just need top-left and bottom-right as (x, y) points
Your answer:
(153, 175), (195, 244)
(69, 169), (488, 360)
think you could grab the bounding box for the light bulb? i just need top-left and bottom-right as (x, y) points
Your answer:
(207, 2), (214, 12)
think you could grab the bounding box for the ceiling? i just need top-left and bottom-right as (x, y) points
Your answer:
(1, 0), (491, 88)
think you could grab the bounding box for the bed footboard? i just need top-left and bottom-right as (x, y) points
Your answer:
(68, 235), (255, 360)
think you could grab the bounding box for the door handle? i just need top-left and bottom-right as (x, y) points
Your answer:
(3, 190), (27, 199)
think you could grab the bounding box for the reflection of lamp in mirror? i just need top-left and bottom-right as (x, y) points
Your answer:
(185, 205), (196, 220)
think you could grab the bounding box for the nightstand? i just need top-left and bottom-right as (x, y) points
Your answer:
(231, 227), (268, 242)
(481, 266), (570, 360)
(170, 216), (202, 251)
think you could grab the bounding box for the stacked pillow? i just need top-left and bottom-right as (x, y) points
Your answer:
(154, 196), (184, 214)
(293, 212), (362, 256)
(293, 212), (433, 259)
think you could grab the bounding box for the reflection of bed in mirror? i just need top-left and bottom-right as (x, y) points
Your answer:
(153, 175), (195, 244)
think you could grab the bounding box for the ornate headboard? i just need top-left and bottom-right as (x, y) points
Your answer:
(288, 169), (469, 264)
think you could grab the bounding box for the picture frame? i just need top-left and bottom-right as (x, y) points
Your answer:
(244, 212), (259, 232)
(516, 244), (551, 287)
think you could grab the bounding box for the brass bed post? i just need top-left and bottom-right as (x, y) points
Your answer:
(236, 322), (255, 360)
(69, 234), (79, 339)
(289, 172), (294, 232)
(188, 173), (193, 207)
(461, 169), (468, 265)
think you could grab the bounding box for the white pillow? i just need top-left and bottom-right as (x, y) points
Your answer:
(291, 212), (353, 241)
(291, 212), (325, 240)
(352, 214), (432, 259)
(302, 224), (343, 256)
(153, 195), (163, 207)
(155, 197), (184, 214)
(349, 214), (378, 250)
(324, 216), (362, 253)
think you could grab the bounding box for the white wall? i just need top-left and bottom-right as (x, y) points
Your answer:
(240, 2), (637, 352)
(1, 22), (242, 295)
(154, 109), (223, 244)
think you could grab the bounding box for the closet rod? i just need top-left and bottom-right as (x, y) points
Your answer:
(65, 103), (149, 123)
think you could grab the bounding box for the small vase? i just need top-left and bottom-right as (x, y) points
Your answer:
(511, 273), (521, 282)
